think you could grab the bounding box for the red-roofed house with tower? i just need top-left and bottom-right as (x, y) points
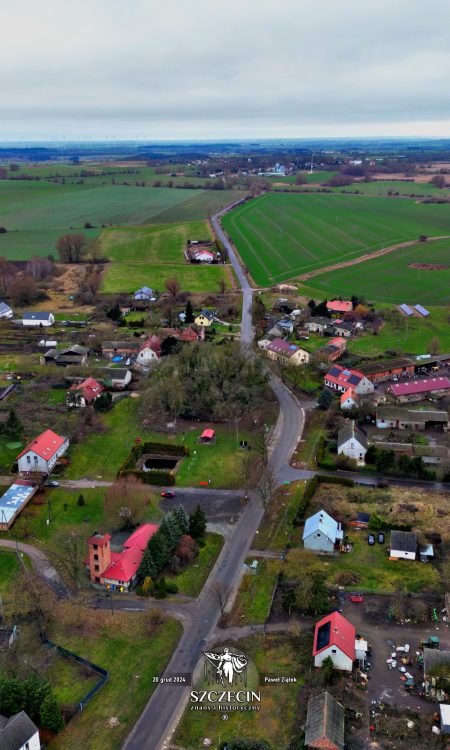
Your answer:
(87, 523), (159, 591)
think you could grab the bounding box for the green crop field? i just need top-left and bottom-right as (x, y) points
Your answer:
(0, 177), (243, 259)
(300, 237), (450, 305)
(222, 192), (450, 286)
(330, 179), (450, 197)
(99, 219), (232, 293)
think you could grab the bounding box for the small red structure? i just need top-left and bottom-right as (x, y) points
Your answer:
(200, 428), (215, 444)
(349, 593), (364, 603)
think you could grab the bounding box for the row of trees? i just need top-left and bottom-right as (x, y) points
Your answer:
(138, 504), (207, 581)
(365, 445), (435, 479)
(140, 342), (267, 423)
(0, 673), (64, 733)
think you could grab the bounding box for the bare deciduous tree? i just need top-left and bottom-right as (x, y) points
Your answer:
(9, 274), (39, 305)
(104, 476), (148, 530)
(164, 277), (181, 300)
(56, 233), (87, 263)
(211, 581), (230, 615)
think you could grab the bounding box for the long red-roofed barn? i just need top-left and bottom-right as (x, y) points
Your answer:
(17, 429), (69, 476)
(313, 611), (355, 672)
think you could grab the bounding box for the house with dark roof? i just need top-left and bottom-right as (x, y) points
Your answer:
(358, 357), (415, 383)
(331, 320), (355, 338)
(17, 429), (69, 475)
(102, 341), (140, 359)
(194, 310), (215, 327)
(389, 530), (417, 561)
(313, 611), (355, 671)
(337, 422), (368, 464)
(101, 368), (132, 389)
(22, 311), (54, 327)
(376, 405), (449, 431)
(324, 365), (374, 395)
(87, 524), (159, 591)
(305, 317), (331, 335)
(305, 691), (345, 750)
(41, 344), (89, 367)
(266, 337), (310, 366)
(0, 710), (40, 750)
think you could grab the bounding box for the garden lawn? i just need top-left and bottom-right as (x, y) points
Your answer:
(0, 436), (23, 473)
(166, 532), (223, 597)
(176, 427), (252, 489)
(228, 559), (280, 625)
(322, 532), (440, 593)
(175, 634), (305, 750)
(46, 654), (100, 706)
(223, 192), (450, 286)
(348, 306), (450, 356)
(300, 238), (450, 306)
(101, 260), (231, 294)
(48, 610), (182, 750)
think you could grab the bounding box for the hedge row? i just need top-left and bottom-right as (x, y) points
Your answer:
(317, 474), (355, 487)
(118, 441), (188, 475)
(118, 469), (175, 486)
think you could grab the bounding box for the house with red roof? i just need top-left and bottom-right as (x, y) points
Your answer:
(340, 389), (358, 410)
(200, 428), (215, 444)
(17, 429), (69, 476)
(324, 364), (374, 395)
(135, 335), (161, 366)
(313, 611), (355, 671)
(326, 300), (353, 315)
(390, 376), (450, 402)
(87, 523), (159, 591)
(67, 376), (104, 408)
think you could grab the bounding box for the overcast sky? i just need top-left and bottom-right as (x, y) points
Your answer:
(1, 0), (450, 140)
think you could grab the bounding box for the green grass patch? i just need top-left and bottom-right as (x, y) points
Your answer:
(150, 189), (243, 223)
(301, 238), (450, 306)
(48, 610), (182, 750)
(176, 427), (252, 489)
(175, 634), (304, 750)
(228, 559), (280, 625)
(0, 549), (24, 597)
(166, 532), (223, 597)
(223, 192), (450, 286)
(98, 221), (212, 262)
(0, 437), (22, 473)
(253, 483), (304, 552)
(322, 531), (440, 593)
(102, 261), (231, 294)
(46, 654), (100, 706)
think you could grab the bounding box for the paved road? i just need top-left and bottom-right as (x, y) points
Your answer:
(211, 204), (254, 346)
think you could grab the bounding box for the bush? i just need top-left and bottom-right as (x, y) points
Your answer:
(165, 581), (178, 594)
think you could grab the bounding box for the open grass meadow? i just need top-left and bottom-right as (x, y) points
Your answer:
(102, 261), (232, 293)
(175, 633), (307, 750)
(48, 606), (182, 750)
(349, 305), (450, 356)
(330, 179), (450, 198)
(222, 192), (450, 286)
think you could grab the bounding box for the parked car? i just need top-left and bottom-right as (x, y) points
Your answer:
(367, 533), (375, 545)
(46, 480), (60, 487)
(377, 532), (385, 544)
(161, 490), (175, 498)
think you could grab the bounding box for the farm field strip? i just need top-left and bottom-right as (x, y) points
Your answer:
(222, 192), (450, 286)
(300, 237), (450, 305)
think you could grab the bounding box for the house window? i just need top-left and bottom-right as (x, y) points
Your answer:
(93, 544), (98, 550)
(27, 455), (31, 463)
(94, 564), (99, 571)
(94, 554), (99, 561)
(95, 576), (100, 583)
(25, 743), (30, 750)
(331, 648), (337, 654)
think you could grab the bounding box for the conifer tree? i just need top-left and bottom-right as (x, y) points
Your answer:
(189, 504), (207, 540)
(40, 693), (64, 733)
(174, 504), (189, 534)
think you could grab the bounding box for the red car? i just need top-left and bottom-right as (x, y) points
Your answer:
(161, 490), (176, 499)
(350, 593), (364, 603)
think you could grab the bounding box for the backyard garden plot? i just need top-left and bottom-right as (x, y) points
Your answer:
(222, 192), (450, 286)
(301, 238), (450, 306)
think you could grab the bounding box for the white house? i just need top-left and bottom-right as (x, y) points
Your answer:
(135, 335), (161, 366)
(0, 711), (40, 750)
(22, 311), (55, 327)
(389, 530), (417, 561)
(193, 249), (215, 263)
(337, 422), (367, 464)
(103, 368), (132, 389)
(17, 429), (69, 475)
(303, 509), (343, 553)
(313, 611), (355, 672)
(340, 389), (358, 410)
(134, 286), (155, 301)
(0, 301), (13, 319)
(324, 365), (374, 395)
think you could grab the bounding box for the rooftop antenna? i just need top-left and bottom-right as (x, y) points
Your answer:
(309, 152), (314, 174)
